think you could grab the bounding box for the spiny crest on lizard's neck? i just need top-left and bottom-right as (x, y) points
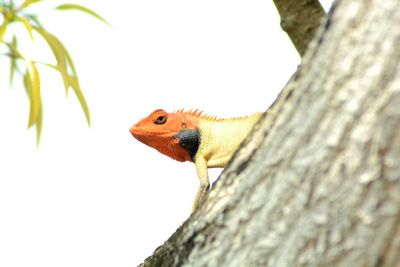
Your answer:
(174, 108), (261, 123)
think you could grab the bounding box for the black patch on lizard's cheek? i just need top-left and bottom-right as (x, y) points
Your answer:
(174, 128), (200, 161)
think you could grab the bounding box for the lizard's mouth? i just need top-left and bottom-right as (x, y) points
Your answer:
(129, 126), (173, 147)
(129, 125), (170, 136)
(129, 125), (194, 163)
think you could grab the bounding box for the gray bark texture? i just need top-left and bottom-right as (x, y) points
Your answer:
(139, 0), (400, 266)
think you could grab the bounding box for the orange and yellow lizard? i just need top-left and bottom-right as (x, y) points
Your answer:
(130, 109), (262, 212)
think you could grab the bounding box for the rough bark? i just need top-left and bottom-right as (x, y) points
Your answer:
(140, 0), (400, 266)
(272, 0), (326, 56)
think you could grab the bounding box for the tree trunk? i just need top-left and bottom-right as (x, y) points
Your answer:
(140, 0), (400, 266)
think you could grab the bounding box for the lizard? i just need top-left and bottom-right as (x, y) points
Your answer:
(129, 109), (262, 212)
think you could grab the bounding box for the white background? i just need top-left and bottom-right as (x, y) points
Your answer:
(0, 0), (332, 266)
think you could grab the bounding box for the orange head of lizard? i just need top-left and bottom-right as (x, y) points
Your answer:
(130, 109), (200, 162)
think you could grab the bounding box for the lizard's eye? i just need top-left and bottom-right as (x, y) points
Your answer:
(154, 115), (167, 125)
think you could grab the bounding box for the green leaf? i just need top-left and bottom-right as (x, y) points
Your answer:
(34, 27), (69, 92)
(15, 16), (34, 40)
(34, 27), (90, 125)
(27, 15), (43, 27)
(25, 61), (41, 129)
(21, 0), (42, 9)
(41, 30), (78, 78)
(0, 18), (8, 43)
(57, 38), (77, 77)
(55, 4), (110, 26)
(9, 35), (17, 86)
(24, 63), (43, 145)
(23, 67), (30, 96)
(68, 76), (90, 126)
(35, 99), (43, 145)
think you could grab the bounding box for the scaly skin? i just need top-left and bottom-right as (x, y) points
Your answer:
(130, 109), (262, 212)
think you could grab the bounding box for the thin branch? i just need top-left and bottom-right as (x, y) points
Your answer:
(272, 0), (326, 56)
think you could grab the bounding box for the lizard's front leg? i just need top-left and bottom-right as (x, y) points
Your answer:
(192, 156), (210, 212)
